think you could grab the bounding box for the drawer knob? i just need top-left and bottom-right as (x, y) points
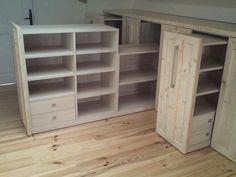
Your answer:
(52, 116), (57, 120)
(206, 132), (210, 137)
(208, 119), (212, 123)
(52, 103), (56, 108)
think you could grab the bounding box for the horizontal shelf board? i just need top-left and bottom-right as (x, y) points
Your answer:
(77, 61), (115, 75)
(192, 33), (228, 46)
(119, 70), (157, 86)
(29, 83), (75, 101)
(119, 93), (155, 112)
(78, 100), (114, 119)
(25, 46), (74, 59)
(21, 24), (118, 34)
(200, 57), (224, 72)
(194, 97), (216, 116)
(197, 77), (220, 96)
(77, 82), (115, 99)
(119, 43), (159, 56)
(27, 65), (74, 81)
(76, 44), (116, 55)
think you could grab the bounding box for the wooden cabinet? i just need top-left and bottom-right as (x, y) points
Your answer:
(211, 38), (236, 163)
(122, 17), (141, 44)
(156, 30), (228, 153)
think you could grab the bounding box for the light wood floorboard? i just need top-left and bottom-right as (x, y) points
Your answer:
(0, 85), (235, 177)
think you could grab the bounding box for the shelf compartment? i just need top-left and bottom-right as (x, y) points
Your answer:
(194, 96), (217, 117)
(200, 56), (224, 72)
(196, 77), (220, 96)
(76, 31), (118, 55)
(77, 72), (115, 99)
(192, 33), (228, 46)
(78, 94), (116, 119)
(29, 77), (75, 101)
(119, 82), (156, 112)
(120, 70), (157, 86)
(26, 56), (75, 81)
(24, 33), (74, 59)
(119, 43), (159, 56)
(76, 53), (116, 75)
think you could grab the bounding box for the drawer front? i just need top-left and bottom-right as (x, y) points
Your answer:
(189, 127), (212, 146)
(30, 96), (75, 115)
(32, 109), (76, 129)
(192, 113), (215, 133)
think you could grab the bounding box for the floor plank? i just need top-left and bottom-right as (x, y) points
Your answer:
(0, 85), (235, 177)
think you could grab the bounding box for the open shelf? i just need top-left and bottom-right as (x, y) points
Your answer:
(119, 93), (155, 112)
(25, 46), (73, 59)
(119, 43), (159, 56)
(77, 81), (114, 99)
(192, 33), (228, 46)
(77, 72), (115, 99)
(120, 70), (156, 86)
(24, 33), (74, 59)
(78, 94), (115, 119)
(27, 65), (74, 81)
(197, 77), (220, 96)
(77, 61), (114, 75)
(76, 31), (117, 55)
(29, 82), (75, 101)
(194, 96), (216, 116)
(76, 44), (116, 55)
(200, 56), (224, 72)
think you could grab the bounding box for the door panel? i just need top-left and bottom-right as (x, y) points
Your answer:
(122, 17), (141, 44)
(0, 0), (32, 85)
(211, 38), (236, 163)
(156, 31), (202, 152)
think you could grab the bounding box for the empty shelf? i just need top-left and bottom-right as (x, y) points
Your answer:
(77, 82), (114, 99)
(25, 46), (73, 59)
(77, 61), (115, 75)
(76, 44), (116, 55)
(120, 70), (157, 86)
(194, 97), (216, 116)
(78, 100), (113, 119)
(27, 65), (74, 81)
(29, 83), (75, 101)
(197, 77), (220, 96)
(119, 43), (159, 56)
(119, 93), (155, 112)
(192, 33), (228, 46)
(200, 57), (224, 72)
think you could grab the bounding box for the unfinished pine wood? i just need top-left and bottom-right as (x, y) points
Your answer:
(211, 38), (236, 163)
(156, 31), (202, 153)
(200, 56), (224, 72)
(122, 17), (141, 44)
(119, 43), (159, 56)
(0, 86), (236, 177)
(196, 77), (220, 96)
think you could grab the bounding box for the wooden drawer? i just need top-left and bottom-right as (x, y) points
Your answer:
(189, 127), (212, 146)
(30, 96), (75, 115)
(192, 113), (215, 133)
(32, 108), (76, 130)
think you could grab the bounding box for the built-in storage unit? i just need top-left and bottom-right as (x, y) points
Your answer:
(156, 30), (228, 153)
(12, 24), (160, 135)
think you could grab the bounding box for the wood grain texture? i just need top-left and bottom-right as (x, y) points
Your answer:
(211, 38), (236, 163)
(156, 31), (202, 153)
(0, 86), (236, 177)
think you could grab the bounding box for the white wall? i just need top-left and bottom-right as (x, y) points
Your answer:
(133, 0), (236, 23)
(33, 0), (134, 25)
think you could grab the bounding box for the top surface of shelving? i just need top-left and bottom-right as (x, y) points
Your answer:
(104, 9), (236, 38)
(19, 24), (118, 34)
(119, 43), (159, 56)
(191, 33), (228, 46)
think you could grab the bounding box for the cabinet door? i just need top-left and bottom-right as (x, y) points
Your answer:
(211, 38), (236, 163)
(156, 31), (202, 153)
(122, 17), (141, 44)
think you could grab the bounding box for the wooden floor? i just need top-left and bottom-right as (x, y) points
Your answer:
(0, 86), (236, 177)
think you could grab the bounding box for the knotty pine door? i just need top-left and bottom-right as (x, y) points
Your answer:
(156, 31), (202, 153)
